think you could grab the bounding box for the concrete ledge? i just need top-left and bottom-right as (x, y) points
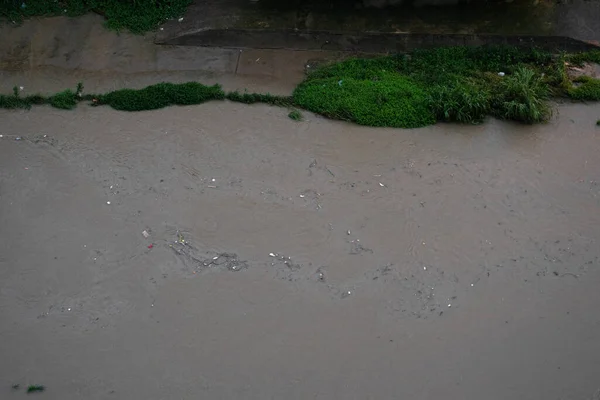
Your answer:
(156, 28), (600, 53)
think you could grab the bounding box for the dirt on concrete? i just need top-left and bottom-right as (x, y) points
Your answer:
(1, 15), (600, 400)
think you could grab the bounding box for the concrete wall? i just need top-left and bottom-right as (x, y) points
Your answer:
(160, 29), (599, 53)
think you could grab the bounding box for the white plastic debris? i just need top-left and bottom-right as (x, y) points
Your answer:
(142, 230), (150, 238)
(269, 252), (276, 257)
(19, 86), (24, 91)
(448, 304), (452, 307)
(212, 256), (219, 260)
(178, 17), (184, 22)
(106, 201), (111, 205)
(498, 72), (505, 77)
(299, 194), (305, 198)
(423, 266), (427, 271)
(379, 182), (385, 187)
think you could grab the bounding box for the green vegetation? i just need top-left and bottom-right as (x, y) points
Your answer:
(0, 0), (192, 33)
(96, 82), (224, 111)
(26, 385), (45, 393)
(1, 46), (600, 129)
(567, 50), (600, 66)
(294, 46), (572, 127)
(288, 109), (303, 121)
(568, 76), (600, 101)
(294, 73), (435, 128)
(226, 91), (294, 107)
(493, 66), (551, 123)
(596, 119), (600, 126)
(293, 46), (600, 127)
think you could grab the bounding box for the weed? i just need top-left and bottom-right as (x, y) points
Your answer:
(493, 66), (552, 123)
(294, 46), (568, 127)
(98, 82), (224, 111)
(50, 89), (78, 110)
(1, 45), (599, 129)
(294, 74), (435, 128)
(0, 93), (31, 109)
(567, 50), (600, 67)
(428, 79), (491, 124)
(26, 385), (45, 393)
(226, 91), (294, 107)
(288, 109), (302, 121)
(568, 76), (600, 101)
(0, 0), (192, 34)
(596, 119), (600, 126)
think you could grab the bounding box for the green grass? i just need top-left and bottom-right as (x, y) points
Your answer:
(294, 73), (435, 128)
(492, 66), (551, 123)
(26, 385), (45, 393)
(288, 109), (302, 121)
(2, 45), (600, 129)
(97, 82), (225, 111)
(596, 119), (600, 126)
(226, 91), (294, 107)
(294, 46), (562, 127)
(567, 50), (600, 67)
(0, 0), (192, 34)
(568, 76), (600, 101)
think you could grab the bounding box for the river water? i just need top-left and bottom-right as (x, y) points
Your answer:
(1, 97), (599, 399)
(1, 13), (600, 400)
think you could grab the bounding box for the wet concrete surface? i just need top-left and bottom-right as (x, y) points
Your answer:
(157, 0), (600, 48)
(1, 15), (600, 400)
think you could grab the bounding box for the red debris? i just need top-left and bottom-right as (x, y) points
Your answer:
(147, 244), (153, 249)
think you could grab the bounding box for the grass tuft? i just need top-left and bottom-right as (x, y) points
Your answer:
(0, 93), (32, 109)
(26, 385), (45, 393)
(493, 66), (552, 124)
(226, 91), (294, 107)
(568, 76), (600, 101)
(98, 82), (224, 111)
(428, 79), (491, 124)
(288, 109), (302, 121)
(567, 50), (600, 67)
(49, 89), (78, 110)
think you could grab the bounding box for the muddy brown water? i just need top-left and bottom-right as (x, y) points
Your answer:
(1, 14), (600, 400)
(1, 99), (600, 399)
